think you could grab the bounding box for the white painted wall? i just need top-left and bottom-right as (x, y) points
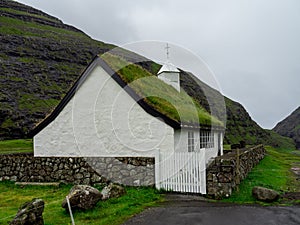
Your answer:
(158, 72), (180, 92)
(34, 62), (174, 157)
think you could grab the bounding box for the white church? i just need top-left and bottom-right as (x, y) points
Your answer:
(33, 50), (224, 194)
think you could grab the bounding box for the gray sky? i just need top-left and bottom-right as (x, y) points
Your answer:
(17, 0), (300, 129)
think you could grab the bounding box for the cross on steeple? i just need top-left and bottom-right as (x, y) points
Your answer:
(165, 43), (170, 61)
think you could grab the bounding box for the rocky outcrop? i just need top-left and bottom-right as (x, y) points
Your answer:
(252, 186), (280, 202)
(10, 198), (44, 225)
(101, 183), (126, 200)
(62, 185), (102, 210)
(273, 106), (300, 149)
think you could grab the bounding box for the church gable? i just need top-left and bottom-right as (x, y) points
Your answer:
(34, 57), (174, 157)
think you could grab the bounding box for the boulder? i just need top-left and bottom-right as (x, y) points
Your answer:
(101, 183), (126, 200)
(62, 185), (102, 211)
(10, 198), (44, 225)
(252, 186), (280, 202)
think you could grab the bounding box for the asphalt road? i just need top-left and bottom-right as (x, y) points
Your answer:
(123, 195), (300, 225)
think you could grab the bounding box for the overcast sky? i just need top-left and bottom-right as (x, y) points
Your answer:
(17, 0), (300, 129)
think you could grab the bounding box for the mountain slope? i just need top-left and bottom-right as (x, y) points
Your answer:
(0, 0), (294, 149)
(0, 0), (115, 138)
(273, 107), (300, 149)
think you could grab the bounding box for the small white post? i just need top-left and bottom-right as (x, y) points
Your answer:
(66, 196), (75, 225)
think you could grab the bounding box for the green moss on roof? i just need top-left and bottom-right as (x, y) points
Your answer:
(101, 53), (223, 127)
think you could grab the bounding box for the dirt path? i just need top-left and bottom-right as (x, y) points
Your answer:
(123, 195), (300, 225)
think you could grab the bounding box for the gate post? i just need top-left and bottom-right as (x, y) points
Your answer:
(155, 148), (160, 190)
(200, 148), (207, 194)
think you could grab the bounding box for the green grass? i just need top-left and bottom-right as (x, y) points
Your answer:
(0, 182), (163, 225)
(0, 7), (59, 23)
(19, 56), (39, 64)
(222, 146), (300, 204)
(0, 16), (91, 41)
(0, 139), (33, 154)
(101, 53), (223, 127)
(265, 130), (296, 150)
(18, 94), (60, 113)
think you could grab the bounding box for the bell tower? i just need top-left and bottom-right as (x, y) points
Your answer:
(157, 43), (180, 92)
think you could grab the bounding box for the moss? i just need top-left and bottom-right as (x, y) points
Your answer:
(101, 53), (223, 127)
(150, 62), (161, 74)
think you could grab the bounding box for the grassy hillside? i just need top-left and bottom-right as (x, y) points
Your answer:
(0, 0), (115, 139)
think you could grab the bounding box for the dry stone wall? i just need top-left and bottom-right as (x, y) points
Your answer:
(0, 153), (155, 186)
(206, 145), (266, 199)
(0, 146), (265, 196)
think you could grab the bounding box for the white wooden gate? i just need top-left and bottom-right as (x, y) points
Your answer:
(155, 150), (206, 194)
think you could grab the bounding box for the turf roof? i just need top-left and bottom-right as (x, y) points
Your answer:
(101, 53), (223, 128)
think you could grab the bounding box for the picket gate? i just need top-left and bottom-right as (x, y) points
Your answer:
(155, 150), (206, 194)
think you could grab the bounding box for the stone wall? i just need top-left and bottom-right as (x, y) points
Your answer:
(0, 153), (155, 186)
(206, 145), (266, 199)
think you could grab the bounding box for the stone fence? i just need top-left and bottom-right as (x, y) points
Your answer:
(0, 153), (155, 186)
(0, 145), (265, 197)
(206, 144), (266, 199)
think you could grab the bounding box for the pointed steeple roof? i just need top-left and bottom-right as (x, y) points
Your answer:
(157, 62), (180, 75)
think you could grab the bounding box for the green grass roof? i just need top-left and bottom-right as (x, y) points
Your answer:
(101, 53), (223, 128)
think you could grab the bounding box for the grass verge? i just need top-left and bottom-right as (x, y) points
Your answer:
(0, 139), (33, 154)
(0, 182), (163, 225)
(221, 146), (300, 205)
